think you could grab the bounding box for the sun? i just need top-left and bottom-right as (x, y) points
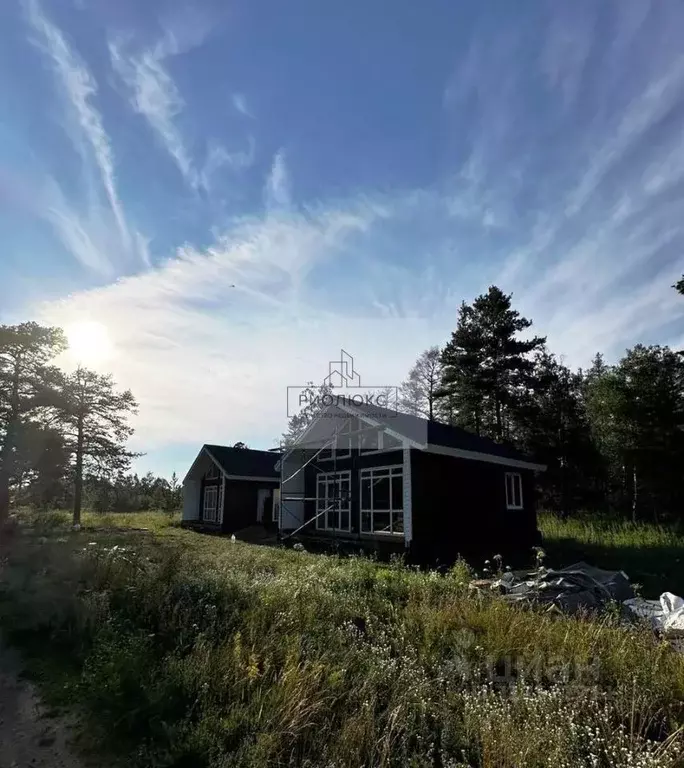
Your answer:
(65, 321), (114, 366)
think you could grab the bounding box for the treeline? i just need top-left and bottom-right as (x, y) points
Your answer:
(0, 323), (180, 524)
(398, 279), (684, 524)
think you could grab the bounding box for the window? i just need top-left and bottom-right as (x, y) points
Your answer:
(203, 485), (219, 522)
(206, 464), (219, 480)
(505, 472), (523, 510)
(315, 471), (351, 531)
(318, 420), (353, 461)
(360, 466), (404, 535)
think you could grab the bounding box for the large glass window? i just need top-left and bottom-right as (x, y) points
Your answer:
(316, 471), (351, 531)
(360, 466), (404, 535)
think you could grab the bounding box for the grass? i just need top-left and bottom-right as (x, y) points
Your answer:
(1, 510), (684, 767)
(540, 512), (684, 597)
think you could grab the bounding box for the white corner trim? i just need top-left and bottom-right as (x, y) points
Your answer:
(425, 443), (546, 472)
(403, 446), (412, 546)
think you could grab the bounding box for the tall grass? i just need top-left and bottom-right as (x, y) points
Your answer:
(1, 512), (684, 767)
(540, 512), (684, 597)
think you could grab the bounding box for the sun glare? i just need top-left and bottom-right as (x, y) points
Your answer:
(66, 321), (114, 365)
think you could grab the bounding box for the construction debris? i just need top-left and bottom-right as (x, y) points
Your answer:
(624, 592), (684, 635)
(490, 561), (635, 614)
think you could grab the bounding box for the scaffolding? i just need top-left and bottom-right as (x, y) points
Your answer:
(279, 417), (382, 545)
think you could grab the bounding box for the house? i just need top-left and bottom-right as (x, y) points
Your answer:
(278, 400), (546, 564)
(182, 445), (281, 534)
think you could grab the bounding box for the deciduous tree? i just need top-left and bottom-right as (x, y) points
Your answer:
(399, 347), (443, 420)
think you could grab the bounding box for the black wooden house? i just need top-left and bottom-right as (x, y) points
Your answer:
(182, 445), (281, 534)
(278, 401), (545, 564)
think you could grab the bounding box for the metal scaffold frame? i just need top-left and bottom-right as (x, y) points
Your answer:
(279, 416), (370, 544)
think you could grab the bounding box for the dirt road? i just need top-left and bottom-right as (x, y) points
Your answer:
(0, 644), (84, 768)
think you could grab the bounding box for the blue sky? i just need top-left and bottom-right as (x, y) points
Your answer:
(1, 0), (683, 478)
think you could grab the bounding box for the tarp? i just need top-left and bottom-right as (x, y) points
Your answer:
(492, 561), (635, 614)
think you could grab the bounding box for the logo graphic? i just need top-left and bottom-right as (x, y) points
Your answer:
(286, 349), (398, 417)
(323, 349), (361, 388)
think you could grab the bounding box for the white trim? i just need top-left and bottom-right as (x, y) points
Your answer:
(182, 445), (224, 485)
(505, 472), (523, 510)
(403, 447), (412, 545)
(219, 476), (225, 524)
(359, 464), (404, 537)
(425, 443), (546, 472)
(315, 470), (352, 532)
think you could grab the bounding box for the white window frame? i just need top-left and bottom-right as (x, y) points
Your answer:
(505, 472), (523, 510)
(203, 484), (219, 523)
(317, 420), (354, 461)
(315, 470), (352, 531)
(359, 465), (404, 536)
(206, 464), (219, 480)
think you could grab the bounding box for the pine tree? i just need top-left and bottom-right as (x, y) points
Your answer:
(55, 366), (138, 526)
(0, 322), (66, 523)
(674, 275), (684, 295)
(517, 350), (597, 515)
(439, 287), (545, 440)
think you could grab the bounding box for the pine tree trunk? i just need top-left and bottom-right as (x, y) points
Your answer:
(73, 415), (84, 527)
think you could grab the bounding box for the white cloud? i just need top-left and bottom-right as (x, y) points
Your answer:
(264, 150), (291, 210)
(36, 204), (437, 453)
(24, 0), (149, 273)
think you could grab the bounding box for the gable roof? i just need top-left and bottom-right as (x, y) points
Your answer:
(203, 445), (281, 478)
(345, 401), (534, 463)
(292, 400), (544, 471)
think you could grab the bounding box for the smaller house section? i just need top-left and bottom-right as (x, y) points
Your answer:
(182, 445), (281, 534)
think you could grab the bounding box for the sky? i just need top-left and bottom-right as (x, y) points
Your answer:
(1, 0), (683, 478)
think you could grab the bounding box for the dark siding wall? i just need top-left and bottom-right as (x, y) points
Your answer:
(222, 479), (279, 533)
(409, 450), (539, 566)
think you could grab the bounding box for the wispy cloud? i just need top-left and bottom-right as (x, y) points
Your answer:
(200, 137), (255, 192)
(109, 31), (198, 188)
(232, 92), (252, 118)
(23, 0), (152, 273)
(26, 0), (129, 252)
(264, 149), (291, 210)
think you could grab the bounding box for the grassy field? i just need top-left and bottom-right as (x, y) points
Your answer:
(1, 510), (684, 767)
(540, 512), (684, 597)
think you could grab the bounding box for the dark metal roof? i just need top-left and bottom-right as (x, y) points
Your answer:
(345, 401), (539, 466)
(204, 445), (281, 478)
